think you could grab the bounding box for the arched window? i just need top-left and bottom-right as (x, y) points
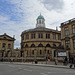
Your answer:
(25, 44), (28, 48)
(38, 43), (43, 47)
(31, 44), (35, 47)
(46, 44), (51, 47)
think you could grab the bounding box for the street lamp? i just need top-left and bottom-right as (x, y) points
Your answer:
(44, 47), (47, 64)
(24, 47), (27, 62)
(2, 49), (4, 62)
(22, 52), (23, 62)
(34, 48), (37, 64)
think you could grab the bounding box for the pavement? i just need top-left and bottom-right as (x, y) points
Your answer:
(0, 62), (75, 75)
(1, 61), (75, 69)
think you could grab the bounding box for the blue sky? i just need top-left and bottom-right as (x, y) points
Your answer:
(0, 0), (75, 49)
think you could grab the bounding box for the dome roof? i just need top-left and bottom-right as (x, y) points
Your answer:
(37, 14), (44, 19)
(22, 27), (61, 35)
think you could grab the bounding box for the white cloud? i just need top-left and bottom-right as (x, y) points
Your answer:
(41, 0), (64, 11)
(0, 0), (75, 48)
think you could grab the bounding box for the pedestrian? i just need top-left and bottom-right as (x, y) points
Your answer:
(11, 58), (13, 62)
(65, 57), (68, 65)
(48, 56), (50, 61)
(73, 57), (75, 68)
(63, 58), (65, 65)
(55, 58), (58, 65)
(69, 64), (73, 68)
(69, 56), (74, 68)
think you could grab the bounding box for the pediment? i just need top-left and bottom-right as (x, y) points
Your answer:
(0, 33), (15, 41)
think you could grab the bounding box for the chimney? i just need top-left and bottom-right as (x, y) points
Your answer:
(13, 35), (15, 38)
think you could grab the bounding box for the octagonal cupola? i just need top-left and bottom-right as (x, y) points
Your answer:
(36, 14), (45, 28)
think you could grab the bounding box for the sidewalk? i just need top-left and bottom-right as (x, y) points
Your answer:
(1, 61), (75, 69)
(8, 61), (74, 69)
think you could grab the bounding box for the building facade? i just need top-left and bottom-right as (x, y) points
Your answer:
(21, 14), (61, 61)
(61, 18), (75, 58)
(0, 33), (16, 60)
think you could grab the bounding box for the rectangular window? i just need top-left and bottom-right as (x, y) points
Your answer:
(34, 34), (35, 38)
(26, 34), (29, 39)
(8, 44), (11, 48)
(38, 33), (40, 38)
(65, 27), (69, 36)
(48, 34), (50, 38)
(46, 33), (50, 39)
(31, 34), (33, 39)
(31, 33), (35, 39)
(53, 33), (56, 39)
(72, 25), (75, 33)
(65, 40), (70, 49)
(38, 33), (43, 38)
(41, 34), (43, 38)
(58, 35), (61, 40)
(73, 39), (75, 49)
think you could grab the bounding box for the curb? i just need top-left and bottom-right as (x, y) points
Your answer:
(8, 62), (70, 69)
(0, 62), (73, 69)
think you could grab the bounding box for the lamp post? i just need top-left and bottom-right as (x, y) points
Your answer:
(2, 49), (4, 62)
(22, 52), (23, 62)
(44, 47), (47, 64)
(34, 48), (37, 64)
(24, 47), (27, 62)
(2, 47), (6, 62)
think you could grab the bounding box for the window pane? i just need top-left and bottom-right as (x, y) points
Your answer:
(72, 25), (75, 33)
(53, 33), (56, 39)
(26, 34), (29, 39)
(8, 44), (11, 48)
(65, 27), (69, 35)
(65, 40), (70, 49)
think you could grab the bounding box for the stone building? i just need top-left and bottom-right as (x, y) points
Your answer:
(61, 18), (75, 58)
(0, 33), (16, 61)
(21, 14), (61, 61)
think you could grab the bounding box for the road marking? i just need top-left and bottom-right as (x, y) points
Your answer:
(23, 69), (32, 72)
(40, 73), (47, 75)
